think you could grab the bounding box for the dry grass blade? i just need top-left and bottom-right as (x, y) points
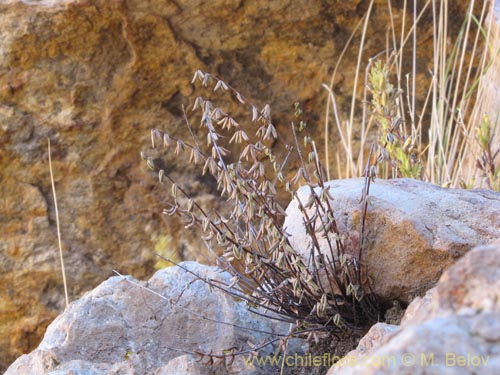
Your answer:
(48, 138), (69, 308)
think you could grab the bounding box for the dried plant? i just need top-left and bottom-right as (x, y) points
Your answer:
(146, 70), (380, 350)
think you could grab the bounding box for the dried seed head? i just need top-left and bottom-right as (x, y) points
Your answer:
(391, 116), (402, 130)
(163, 133), (172, 147)
(386, 132), (395, 144)
(402, 136), (413, 152)
(235, 92), (245, 104)
(260, 104), (271, 121)
(213, 80), (223, 92)
(191, 70), (204, 84)
(146, 158), (156, 170)
(251, 106), (259, 122)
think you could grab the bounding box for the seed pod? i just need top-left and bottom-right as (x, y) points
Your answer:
(333, 313), (341, 327)
(386, 132), (396, 144)
(146, 158), (156, 170)
(391, 116), (402, 131)
(402, 136), (413, 152)
(187, 199), (194, 213)
(304, 193), (315, 209)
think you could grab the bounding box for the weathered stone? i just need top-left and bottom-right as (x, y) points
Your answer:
(329, 314), (500, 375)
(337, 322), (400, 361)
(398, 288), (438, 328)
(401, 239), (500, 326)
(284, 178), (500, 302)
(327, 240), (500, 375)
(155, 355), (227, 375)
(5, 262), (288, 375)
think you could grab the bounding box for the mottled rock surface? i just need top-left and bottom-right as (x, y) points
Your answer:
(0, 0), (477, 370)
(328, 240), (500, 375)
(400, 239), (500, 326)
(5, 262), (288, 375)
(284, 178), (500, 302)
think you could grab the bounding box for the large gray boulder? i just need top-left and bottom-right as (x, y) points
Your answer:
(327, 240), (500, 375)
(5, 262), (289, 375)
(284, 178), (500, 302)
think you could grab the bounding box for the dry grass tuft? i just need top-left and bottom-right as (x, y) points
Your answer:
(323, 0), (500, 190)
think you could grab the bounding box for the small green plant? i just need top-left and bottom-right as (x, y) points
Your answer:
(367, 60), (422, 179)
(475, 114), (500, 191)
(146, 70), (379, 360)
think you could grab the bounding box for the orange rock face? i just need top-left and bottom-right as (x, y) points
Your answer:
(0, 0), (476, 371)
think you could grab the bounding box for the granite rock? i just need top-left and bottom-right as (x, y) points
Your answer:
(5, 262), (289, 375)
(327, 240), (500, 375)
(284, 178), (500, 302)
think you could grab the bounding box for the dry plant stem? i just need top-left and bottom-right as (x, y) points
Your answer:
(411, 0), (417, 130)
(459, 1), (487, 107)
(444, 1), (476, 180)
(399, 0), (407, 86)
(359, 144), (376, 265)
(387, 0), (398, 67)
(324, 4), (376, 180)
(322, 84), (351, 174)
(325, 1), (433, 180)
(323, 17), (364, 180)
(348, 0), (375, 163)
(389, 0), (432, 139)
(290, 126), (349, 305)
(162, 338), (282, 367)
(427, 0), (493, 186)
(48, 138), (69, 309)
